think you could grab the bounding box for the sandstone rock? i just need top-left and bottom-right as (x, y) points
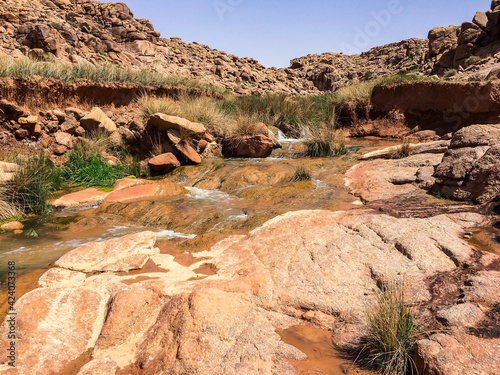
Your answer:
(166, 129), (202, 164)
(450, 124), (500, 149)
(148, 153), (181, 173)
(77, 359), (118, 375)
(132, 290), (302, 374)
(54, 131), (73, 148)
(51, 188), (109, 208)
(222, 134), (274, 158)
(250, 122), (282, 149)
(436, 303), (485, 327)
(463, 271), (500, 305)
(15, 128), (29, 139)
(51, 109), (66, 123)
(0, 99), (25, 119)
(433, 124), (500, 203)
(102, 180), (186, 204)
(80, 107), (117, 133)
(0, 221), (23, 231)
(416, 334), (500, 375)
(434, 147), (489, 180)
(17, 115), (38, 126)
(66, 107), (87, 120)
(93, 287), (164, 367)
(429, 26), (459, 56)
(53, 144), (68, 155)
(55, 231), (159, 272)
(346, 153), (444, 202)
(473, 11), (489, 28)
(0, 287), (108, 374)
(60, 114), (78, 134)
(149, 114), (206, 137)
(38, 267), (86, 288)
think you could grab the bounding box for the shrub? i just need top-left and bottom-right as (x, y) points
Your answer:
(10, 152), (63, 214)
(389, 140), (412, 159)
(443, 69), (457, 79)
(291, 166), (312, 182)
(362, 281), (419, 375)
(304, 127), (349, 157)
(464, 56), (481, 68)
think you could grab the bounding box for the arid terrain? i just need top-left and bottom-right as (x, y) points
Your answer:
(0, 1), (498, 375)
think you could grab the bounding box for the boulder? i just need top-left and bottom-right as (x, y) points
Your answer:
(17, 115), (38, 126)
(0, 221), (23, 231)
(38, 267), (87, 288)
(51, 187), (109, 208)
(250, 122), (282, 149)
(428, 26), (459, 56)
(0, 287), (108, 374)
(436, 303), (485, 327)
(55, 231), (159, 272)
(60, 114), (78, 134)
(80, 107), (117, 133)
(149, 113), (206, 137)
(166, 130), (202, 164)
(433, 124), (500, 203)
(54, 131), (73, 148)
(93, 287), (164, 367)
(473, 11), (489, 28)
(222, 134), (274, 158)
(148, 153), (181, 173)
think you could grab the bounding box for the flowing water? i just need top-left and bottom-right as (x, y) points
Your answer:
(0, 137), (404, 373)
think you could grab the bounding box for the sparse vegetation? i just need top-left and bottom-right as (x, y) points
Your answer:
(389, 140), (412, 159)
(361, 281), (419, 375)
(443, 69), (457, 79)
(304, 127), (349, 157)
(8, 152), (63, 214)
(0, 56), (226, 94)
(464, 56), (482, 68)
(291, 166), (312, 182)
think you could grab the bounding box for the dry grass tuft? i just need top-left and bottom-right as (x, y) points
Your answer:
(361, 280), (419, 375)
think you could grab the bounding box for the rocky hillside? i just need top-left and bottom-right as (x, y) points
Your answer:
(0, 0), (437, 95)
(1, 0), (500, 95)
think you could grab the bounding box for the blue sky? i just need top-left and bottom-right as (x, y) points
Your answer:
(110, 0), (492, 68)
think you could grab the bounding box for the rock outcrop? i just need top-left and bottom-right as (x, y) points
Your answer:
(0, 209), (498, 374)
(433, 124), (500, 203)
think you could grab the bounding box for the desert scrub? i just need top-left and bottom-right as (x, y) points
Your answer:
(9, 152), (63, 214)
(389, 140), (412, 159)
(304, 127), (349, 157)
(291, 166), (312, 182)
(0, 56), (225, 95)
(361, 281), (419, 375)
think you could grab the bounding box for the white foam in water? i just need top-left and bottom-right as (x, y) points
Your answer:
(156, 229), (197, 240)
(186, 187), (234, 202)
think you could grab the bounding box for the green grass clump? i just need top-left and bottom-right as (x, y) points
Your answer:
(362, 281), (419, 375)
(10, 152), (63, 214)
(63, 151), (125, 187)
(291, 166), (312, 182)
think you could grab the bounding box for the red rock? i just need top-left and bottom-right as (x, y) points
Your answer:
(55, 231), (159, 272)
(0, 288), (108, 374)
(222, 134), (274, 158)
(103, 180), (185, 204)
(148, 153), (181, 173)
(149, 113), (206, 137)
(51, 187), (109, 208)
(0, 221), (24, 231)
